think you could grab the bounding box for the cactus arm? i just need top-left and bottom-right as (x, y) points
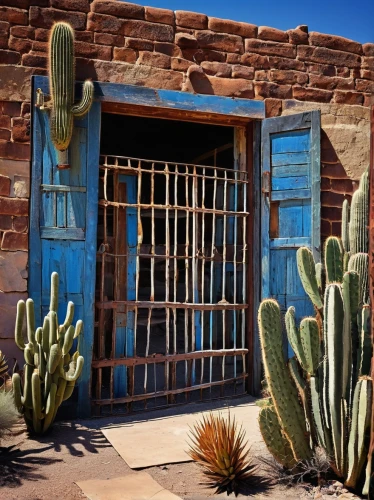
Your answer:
(15, 300), (26, 350)
(48, 311), (57, 348)
(315, 262), (325, 292)
(349, 169), (369, 255)
(310, 376), (327, 449)
(359, 306), (372, 376)
(296, 247), (323, 310)
(26, 298), (36, 348)
(289, 357), (314, 447)
(62, 356), (84, 382)
(31, 373), (42, 434)
(12, 373), (23, 411)
(62, 325), (75, 356)
(341, 199), (350, 253)
(62, 301), (74, 330)
(258, 405), (297, 469)
(62, 381), (76, 402)
(299, 317), (320, 376)
(324, 236), (344, 284)
(71, 80), (94, 117)
(42, 382), (57, 434)
(285, 307), (307, 370)
(50, 272), (59, 312)
(74, 319), (83, 339)
(348, 253), (369, 306)
(258, 299), (311, 461)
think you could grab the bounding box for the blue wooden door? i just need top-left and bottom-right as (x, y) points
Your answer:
(29, 76), (101, 417)
(261, 111), (321, 356)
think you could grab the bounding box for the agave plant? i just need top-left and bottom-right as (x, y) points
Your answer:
(188, 412), (257, 496)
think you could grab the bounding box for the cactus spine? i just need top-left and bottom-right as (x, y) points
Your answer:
(12, 272), (84, 434)
(258, 169), (372, 493)
(48, 22), (93, 165)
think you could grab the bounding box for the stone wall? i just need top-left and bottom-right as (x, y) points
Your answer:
(0, 0), (372, 357)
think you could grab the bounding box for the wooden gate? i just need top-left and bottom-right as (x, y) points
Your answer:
(91, 154), (250, 414)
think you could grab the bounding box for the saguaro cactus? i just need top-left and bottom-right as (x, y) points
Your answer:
(48, 22), (93, 166)
(12, 272), (84, 434)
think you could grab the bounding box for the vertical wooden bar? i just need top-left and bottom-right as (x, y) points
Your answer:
(185, 166), (189, 397)
(165, 164), (170, 398)
(209, 169), (217, 389)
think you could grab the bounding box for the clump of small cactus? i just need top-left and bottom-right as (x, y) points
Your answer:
(12, 272), (84, 434)
(258, 168), (372, 495)
(188, 413), (258, 496)
(43, 22), (94, 167)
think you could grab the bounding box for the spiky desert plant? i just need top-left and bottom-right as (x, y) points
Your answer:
(0, 351), (8, 388)
(0, 391), (19, 442)
(188, 413), (257, 496)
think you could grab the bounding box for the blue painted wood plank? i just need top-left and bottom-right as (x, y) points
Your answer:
(272, 175), (309, 191)
(271, 188), (311, 201)
(40, 227), (85, 240)
(33, 76), (266, 120)
(278, 204), (303, 238)
(271, 164), (309, 178)
(270, 237), (311, 248)
(271, 129), (310, 154)
(271, 152), (310, 167)
(302, 200), (312, 236)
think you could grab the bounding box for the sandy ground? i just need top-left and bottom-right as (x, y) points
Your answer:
(0, 398), (313, 500)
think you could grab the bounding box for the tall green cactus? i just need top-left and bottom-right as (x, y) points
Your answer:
(258, 169), (372, 493)
(12, 272), (84, 434)
(48, 22), (94, 166)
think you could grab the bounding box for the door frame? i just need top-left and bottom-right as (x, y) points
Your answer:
(30, 76), (265, 415)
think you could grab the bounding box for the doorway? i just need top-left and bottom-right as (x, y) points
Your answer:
(91, 113), (250, 415)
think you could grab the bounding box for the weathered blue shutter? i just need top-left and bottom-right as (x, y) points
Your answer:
(261, 111), (320, 356)
(30, 76), (100, 417)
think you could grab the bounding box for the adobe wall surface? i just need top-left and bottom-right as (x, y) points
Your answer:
(0, 0), (372, 356)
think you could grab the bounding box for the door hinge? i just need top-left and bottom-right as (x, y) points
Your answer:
(262, 171), (270, 196)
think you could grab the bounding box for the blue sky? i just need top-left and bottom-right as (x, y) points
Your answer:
(142, 0), (374, 44)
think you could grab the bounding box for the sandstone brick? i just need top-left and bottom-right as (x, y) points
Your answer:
(309, 32), (362, 55)
(268, 56), (305, 71)
(154, 42), (181, 58)
(255, 70), (269, 81)
(329, 178), (355, 195)
(245, 39), (296, 58)
(171, 57), (193, 71)
(297, 45), (361, 68)
(0, 116), (11, 129)
(254, 81), (292, 99)
(201, 61), (231, 78)
(363, 94), (374, 107)
(195, 31), (243, 54)
(176, 10), (207, 30)
(287, 28), (308, 45)
(1, 231), (27, 251)
(363, 43), (374, 56)
(355, 79), (374, 93)
(258, 26), (288, 42)
(76, 58), (183, 91)
(87, 12), (125, 34)
(350, 67), (360, 79)
(5, 0), (29, 8)
(9, 36), (32, 54)
(0, 7), (28, 25)
(226, 53), (241, 64)
(137, 51), (171, 69)
(0, 251), (28, 292)
(184, 65), (253, 97)
(0, 130), (10, 141)
(35, 26), (92, 42)
(321, 191), (350, 208)
(0, 50), (20, 64)
(125, 37), (153, 51)
(0, 141), (30, 161)
(241, 53), (269, 69)
(231, 64), (254, 80)
(292, 85), (333, 102)
(113, 47), (137, 63)
(184, 49), (226, 64)
(1, 102), (21, 117)
(0, 215), (13, 231)
(0, 21), (9, 35)
(338, 67), (351, 77)
(321, 219), (331, 237)
(22, 52), (48, 68)
(360, 69), (374, 80)
(270, 69), (308, 85)
(175, 32), (198, 49)
(331, 221), (341, 236)
(321, 162), (347, 178)
(30, 7), (86, 30)
(123, 20), (174, 43)
(13, 175), (29, 198)
(362, 57), (374, 71)
(91, 0), (144, 19)
(94, 32), (124, 47)
(11, 117), (30, 143)
(13, 216), (28, 233)
(307, 63), (335, 76)
(74, 41), (112, 60)
(208, 17), (257, 38)
(265, 98), (282, 117)
(0, 35), (7, 49)
(32, 40), (48, 53)
(0, 196), (28, 216)
(10, 26), (34, 39)
(145, 6), (174, 25)
(0, 175), (11, 197)
(309, 74), (354, 90)
(51, 0), (90, 12)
